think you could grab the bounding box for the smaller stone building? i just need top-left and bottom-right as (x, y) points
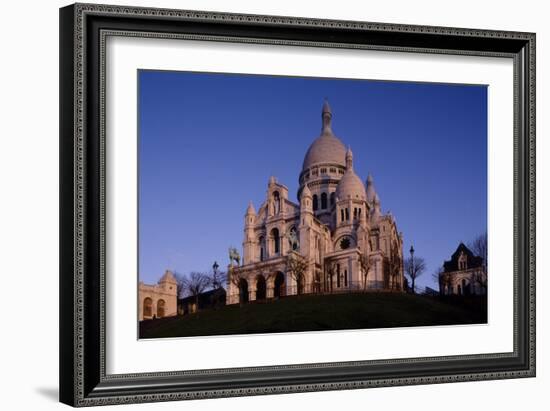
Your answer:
(440, 243), (486, 296)
(178, 288), (226, 315)
(139, 270), (178, 321)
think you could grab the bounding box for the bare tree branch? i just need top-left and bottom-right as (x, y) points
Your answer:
(358, 253), (372, 290)
(404, 255), (426, 294)
(286, 253), (308, 295)
(182, 272), (211, 311)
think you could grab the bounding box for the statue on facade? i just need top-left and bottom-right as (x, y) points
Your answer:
(228, 247), (241, 266)
(287, 227), (300, 251)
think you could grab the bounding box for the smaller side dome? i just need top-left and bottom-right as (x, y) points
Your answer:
(336, 172), (367, 201)
(335, 146), (366, 201)
(159, 270), (177, 285)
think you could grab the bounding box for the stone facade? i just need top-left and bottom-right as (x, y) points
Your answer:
(227, 101), (404, 305)
(139, 270), (178, 320)
(440, 243), (487, 296)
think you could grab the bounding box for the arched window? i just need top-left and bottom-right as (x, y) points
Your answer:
(336, 264), (341, 288)
(340, 209), (344, 222)
(345, 208), (350, 221)
(259, 236), (265, 261)
(271, 228), (280, 255)
(312, 194), (318, 211)
(143, 298), (153, 318)
(321, 192), (327, 209)
(157, 299), (166, 318)
(340, 237), (351, 250)
(273, 191), (281, 215)
(330, 192), (335, 206)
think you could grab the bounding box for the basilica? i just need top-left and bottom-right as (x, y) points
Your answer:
(227, 101), (405, 305)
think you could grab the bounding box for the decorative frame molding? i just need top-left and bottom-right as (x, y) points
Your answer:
(59, 3), (535, 407)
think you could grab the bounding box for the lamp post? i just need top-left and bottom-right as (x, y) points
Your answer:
(409, 245), (415, 294)
(212, 261), (219, 289)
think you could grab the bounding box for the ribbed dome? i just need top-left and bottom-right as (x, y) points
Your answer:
(302, 100), (347, 170)
(335, 169), (367, 201)
(335, 147), (366, 201)
(302, 134), (347, 170)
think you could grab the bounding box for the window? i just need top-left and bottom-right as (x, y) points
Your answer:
(340, 209), (344, 222)
(344, 270), (348, 287)
(259, 236), (265, 261)
(143, 298), (153, 318)
(271, 228), (280, 254)
(353, 208), (358, 219)
(336, 264), (341, 288)
(321, 192), (327, 209)
(157, 299), (166, 318)
(345, 208), (350, 221)
(313, 194), (318, 211)
(330, 192), (335, 206)
(340, 237), (351, 250)
(330, 167), (336, 173)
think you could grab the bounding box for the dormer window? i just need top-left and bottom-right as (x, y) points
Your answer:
(458, 252), (468, 270)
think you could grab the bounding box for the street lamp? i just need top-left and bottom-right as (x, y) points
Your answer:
(212, 261), (220, 289)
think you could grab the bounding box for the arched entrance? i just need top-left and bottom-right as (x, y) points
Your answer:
(239, 278), (249, 304)
(143, 298), (153, 318)
(274, 272), (285, 298)
(157, 299), (165, 318)
(256, 275), (266, 301)
(462, 279), (471, 296)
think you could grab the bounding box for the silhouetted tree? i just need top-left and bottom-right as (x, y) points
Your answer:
(358, 252), (372, 290)
(286, 252), (308, 295)
(173, 271), (186, 299)
(182, 272), (210, 311)
(388, 246), (403, 290)
(432, 265), (451, 295)
(468, 233), (488, 268)
(404, 255), (426, 294)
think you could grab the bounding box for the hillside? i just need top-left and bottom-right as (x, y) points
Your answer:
(139, 292), (487, 339)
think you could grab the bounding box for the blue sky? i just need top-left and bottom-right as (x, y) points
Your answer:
(138, 70), (487, 291)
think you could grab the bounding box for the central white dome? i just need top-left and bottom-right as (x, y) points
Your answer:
(302, 134), (347, 170)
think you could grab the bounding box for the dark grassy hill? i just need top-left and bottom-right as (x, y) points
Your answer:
(139, 292), (487, 339)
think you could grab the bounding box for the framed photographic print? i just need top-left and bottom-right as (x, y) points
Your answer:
(59, 3), (536, 407)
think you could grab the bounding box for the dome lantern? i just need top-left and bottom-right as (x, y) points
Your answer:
(301, 100), (347, 171)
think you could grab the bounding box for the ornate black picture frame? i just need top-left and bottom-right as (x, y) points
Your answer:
(59, 3), (535, 407)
